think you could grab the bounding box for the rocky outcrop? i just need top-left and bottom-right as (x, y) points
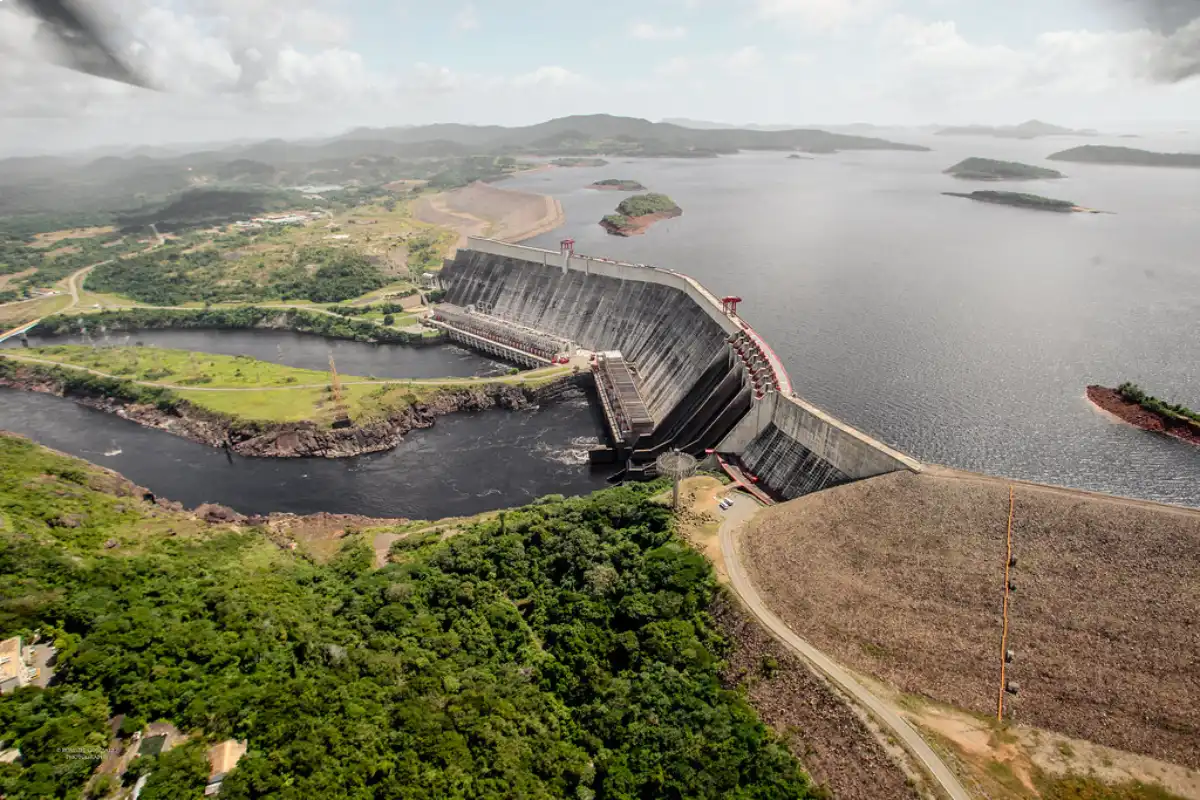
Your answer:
(0, 361), (589, 459)
(599, 208), (683, 237)
(1088, 385), (1200, 446)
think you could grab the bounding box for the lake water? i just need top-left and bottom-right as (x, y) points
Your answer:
(507, 132), (1200, 507)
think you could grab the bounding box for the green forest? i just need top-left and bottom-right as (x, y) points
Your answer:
(86, 246), (388, 305)
(0, 435), (817, 799)
(1117, 382), (1200, 425)
(35, 306), (432, 344)
(615, 194), (680, 217)
(1, 232), (141, 292)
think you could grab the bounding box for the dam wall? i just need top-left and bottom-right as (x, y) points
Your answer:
(444, 239), (744, 433)
(446, 238), (918, 499)
(720, 392), (921, 498)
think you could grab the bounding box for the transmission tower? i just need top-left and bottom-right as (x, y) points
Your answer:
(328, 354), (351, 428)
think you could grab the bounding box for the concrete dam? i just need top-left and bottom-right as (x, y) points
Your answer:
(438, 237), (920, 500)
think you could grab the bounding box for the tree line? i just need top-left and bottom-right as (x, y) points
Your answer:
(0, 435), (820, 799)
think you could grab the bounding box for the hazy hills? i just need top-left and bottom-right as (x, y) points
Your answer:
(935, 119), (1097, 139)
(0, 114), (929, 224)
(1047, 145), (1200, 168)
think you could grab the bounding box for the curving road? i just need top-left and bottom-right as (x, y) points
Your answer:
(718, 498), (973, 800)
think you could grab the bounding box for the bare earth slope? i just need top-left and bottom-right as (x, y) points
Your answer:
(743, 470), (1200, 770)
(413, 182), (564, 251)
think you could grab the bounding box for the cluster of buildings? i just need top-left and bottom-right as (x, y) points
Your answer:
(233, 210), (324, 230)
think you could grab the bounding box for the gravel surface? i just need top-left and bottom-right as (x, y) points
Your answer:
(743, 470), (1200, 770)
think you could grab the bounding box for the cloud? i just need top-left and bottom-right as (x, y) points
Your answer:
(724, 45), (765, 74)
(629, 22), (688, 40)
(655, 56), (696, 79)
(511, 65), (584, 88)
(1105, 0), (1200, 81)
(756, 0), (890, 30)
(454, 4), (481, 32)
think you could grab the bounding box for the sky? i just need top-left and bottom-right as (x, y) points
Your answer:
(0, 0), (1199, 154)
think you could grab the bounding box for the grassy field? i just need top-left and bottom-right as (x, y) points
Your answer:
(12, 346), (572, 424)
(0, 292), (72, 326)
(24, 345), (349, 389)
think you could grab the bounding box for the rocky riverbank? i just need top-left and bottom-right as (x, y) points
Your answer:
(0, 361), (589, 458)
(1087, 385), (1200, 446)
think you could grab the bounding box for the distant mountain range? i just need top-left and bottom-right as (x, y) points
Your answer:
(0, 114), (929, 222)
(935, 120), (1097, 139)
(663, 118), (896, 135)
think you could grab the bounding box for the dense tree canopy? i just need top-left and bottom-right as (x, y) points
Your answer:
(0, 436), (817, 799)
(87, 246), (388, 305)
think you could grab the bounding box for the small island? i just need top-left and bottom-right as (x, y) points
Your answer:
(599, 193), (682, 236)
(943, 190), (1100, 213)
(1047, 145), (1200, 169)
(551, 157), (609, 167)
(786, 154), (812, 160)
(1088, 383), (1200, 447)
(590, 179), (647, 191)
(945, 157), (1064, 181)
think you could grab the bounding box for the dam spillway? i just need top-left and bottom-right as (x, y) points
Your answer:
(439, 237), (920, 499)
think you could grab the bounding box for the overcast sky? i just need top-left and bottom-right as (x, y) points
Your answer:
(1, 0), (1199, 154)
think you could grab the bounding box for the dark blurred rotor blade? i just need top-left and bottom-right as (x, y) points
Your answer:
(17, 0), (152, 88)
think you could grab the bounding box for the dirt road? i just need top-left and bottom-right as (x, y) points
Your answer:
(718, 497), (973, 800)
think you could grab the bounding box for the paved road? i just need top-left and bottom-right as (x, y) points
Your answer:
(0, 353), (569, 392)
(718, 498), (974, 800)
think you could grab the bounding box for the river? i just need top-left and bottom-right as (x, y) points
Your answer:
(508, 131), (1200, 507)
(3, 329), (511, 380)
(0, 386), (611, 519)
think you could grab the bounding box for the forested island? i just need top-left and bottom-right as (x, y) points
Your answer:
(944, 157), (1064, 181)
(1047, 145), (1200, 169)
(1088, 383), (1200, 446)
(943, 190), (1094, 213)
(600, 193), (682, 236)
(590, 179), (647, 191)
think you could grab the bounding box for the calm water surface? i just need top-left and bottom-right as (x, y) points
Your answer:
(508, 132), (1200, 506)
(4, 329), (511, 379)
(0, 388), (610, 519)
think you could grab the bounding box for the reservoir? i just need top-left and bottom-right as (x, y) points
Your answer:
(508, 134), (1200, 507)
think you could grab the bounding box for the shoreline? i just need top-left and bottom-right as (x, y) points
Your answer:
(0, 362), (587, 458)
(600, 208), (683, 237)
(414, 182), (566, 254)
(1086, 385), (1200, 447)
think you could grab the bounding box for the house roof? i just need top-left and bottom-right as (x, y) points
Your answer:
(0, 638), (22, 683)
(207, 739), (247, 778)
